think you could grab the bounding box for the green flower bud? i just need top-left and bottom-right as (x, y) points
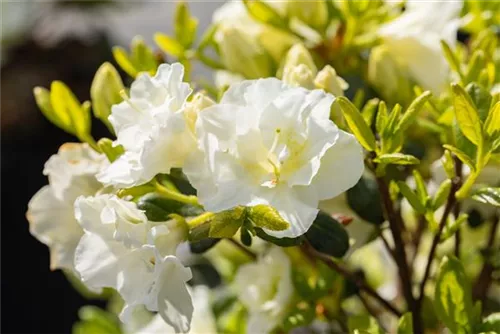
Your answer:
(216, 26), (273, 79)
(282, 43), (317, 75)
(282, 63), (315, 89)
(368, 46), (412, 104)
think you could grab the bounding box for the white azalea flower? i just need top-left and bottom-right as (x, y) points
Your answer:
(26, 143), (106, 272)
(378, 0), (463, 94)
(97, 63), (195, 188)
(134, 285), (217, 334)
(74, 194), (193, 333)
(233, 247), (293, 334)
(184, 78), (364, 238)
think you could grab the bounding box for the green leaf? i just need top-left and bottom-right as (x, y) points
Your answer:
(97, 138), (124, 163)
(348, 315), (384, 334)
(33, 87), (72, 134)
(441, 40), (463, 78)
(397, 181), (426, 214)
(375, 100), (388, 136)
(471, 187), (500, 207)
(443, 145), (476, 170)
(396, 90), (432, 133)
(484, 101), (500, 137)
(397, 313), (413, 334)
(174, 1), (198, 48)
(154, 33), (185, 58)
(452, 83), (483, 146)
(432, 179), (452, 210)
(346, 176), (385, 225)
(112, 46), (138, 78)
(374, 153), (420, 165)
(382, 103), (401, 138)
(412, 170), (429, 204)
(242, 0), (287, 28)
(293, 261), (338, 301)
(361, 98), (379, 127)
(441, 213), (468, 242)
(465, 50), (486, 83)
(130, 37), (158, 75)
(189, 237), (221, 254)
(209, 207), (246, 238)
(479, 313), (500, 333)
(50, 81), (91, 140)
(137, 193), (201, 221)
(90, 62), (123, 134)
(283, 303), (316, 331)
(305, 211), (349, 258)
(189, 222), (211, 242)
(254, 227), (304, 247)
(73, 306), (121, 334)
(336, 96), (377, 151)
(466, 83), (492, 122)
(434, 256), (476, 334)
(247, 205), (289, 231)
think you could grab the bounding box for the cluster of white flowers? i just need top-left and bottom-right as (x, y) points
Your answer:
(27, 61), (364, 332)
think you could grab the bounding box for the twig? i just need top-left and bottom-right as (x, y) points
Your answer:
(376, 177), (418, 330)
(303, 243), (402, 317)
(454, 159), (463, 258)
(473, 216), (499, 302)
(417, 176), (460, 303)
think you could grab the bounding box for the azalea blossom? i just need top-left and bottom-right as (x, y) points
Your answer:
(133, 285), (217, 334)
(233, 247), (294, 333)
(184, 78), (364, 238)
(73, 194), (193, 333)
(26, 143), (106, 272)
(97, 63), (196, 188)
(378, 0), (463, 94)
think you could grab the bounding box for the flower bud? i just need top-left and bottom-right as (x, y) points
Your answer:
(215, 26), (273, 79)
(282, 43), (317, 75)
(282, 63), (315, 89)
(368, 46), (412, 104)
(314, 65), (348, 125)
(314, 65), (349, 97)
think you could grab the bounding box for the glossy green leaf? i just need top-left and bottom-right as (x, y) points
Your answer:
(97, 138), (124, 163)
(374, 153), (420, 165)
(432, 179), (452, 210)
(397, 181), (426, 214)
(347, 176), (385, 225)
(254, 227), (304, 247)
(471, 187), (500, 207)
(452, 83), (483, 146)
(247, 205), (289, 231)
(154, 33), (185, 58)
(434, 256), (476, 334)
(33, 86), (72, 134)
(174, 1), (198, 48)
(443, 145), (475, 170)
(336, 96), (377, 151)
(484, 101), (500, 137)
(396, 90), (432, 133)
(242, 0), (287, 28)
(305, 211), (349, 258)
(209, 207), (246, 238)
(112, 46), (138, 78)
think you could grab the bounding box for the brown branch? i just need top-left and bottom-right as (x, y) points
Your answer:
(454, 159), (463, 258)
(376, 177), (418, 331)
(303, 243), (402, 317)
(417, 175), (460, 320)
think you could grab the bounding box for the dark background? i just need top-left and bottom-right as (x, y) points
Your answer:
(1, 36), (112, 333)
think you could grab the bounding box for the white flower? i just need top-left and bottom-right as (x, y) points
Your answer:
(97, 63), (194, 188)
(378, 0), (463, 94)
(233, 247), (293, 334)
(134, 285), (217, 334)
(184, 78), (364, 238)
(74, 194), (193, 333)
(26, 143), (106, 272)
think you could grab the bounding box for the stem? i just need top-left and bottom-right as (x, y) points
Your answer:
(376, 177), (418, 331)
(227, 238), (257, 260)
(186, 212), (214, 229)
(417, 176), (460, 304)
(154, 181), (200, 206)
(453, 159), (463, 258)
(472, 216), (499, 302)
(303, 243), (402, 317)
